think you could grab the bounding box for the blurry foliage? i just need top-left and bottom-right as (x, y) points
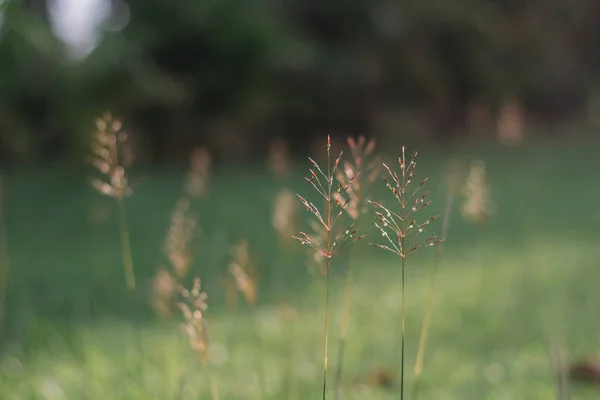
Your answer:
(0, 0), (599, 164)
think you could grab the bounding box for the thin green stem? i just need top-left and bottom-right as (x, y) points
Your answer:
(322, 141), (332, 400)
(410, 255), (437, 400)
(333, 259), (353, 400)
(285, 316), (297, 400)
(208, 369), (220, 400)
(0, 176), (9, 338)
(399, 155), (407, 400)
(116, 197), (136, 291)
(252, 305), (267, 397)
(322, 258), (331, 400)
(400, 254), (405, 400)
(201, 331), (220, 400)
(412, 195), (453, 399)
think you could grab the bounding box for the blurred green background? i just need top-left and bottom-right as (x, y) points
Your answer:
(1, 0), (600, 399)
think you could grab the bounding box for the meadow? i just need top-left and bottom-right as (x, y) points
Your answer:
(0, 134), (599, 399)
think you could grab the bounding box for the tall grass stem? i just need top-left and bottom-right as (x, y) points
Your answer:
(333, 259), (353, 400)
(116, 198), (136, 290)
(0, 176), (9, 337)
(411, 195), (454, 399)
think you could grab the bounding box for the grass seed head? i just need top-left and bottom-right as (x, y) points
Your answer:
(268, 137), (292, 178)
(370, 148), (442, 258)
(294, 136), (364, 263)
(272, 189), (297, 246)
(186, 147), (211, 198)
(461, 159), (496, 225)
(335, 136), (380, 220)
(178, 277), (210, 364)
(88, 112), (134, 200)
(151, 268), (178, 319)
(228, 240), (257, 306)
(164, 198), (197, 279)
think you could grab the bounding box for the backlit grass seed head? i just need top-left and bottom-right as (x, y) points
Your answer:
(151, 268), (178, 319)
(178, 277), (210, 363)
(370, 147), (442, 258)
(335, 136), (380, 220)
(229, 263), (256, 306)
(164, 198), (197, 278)
(268, 137), (292, 177)
(186, 147), (211, 198)
(89, 112), (134, 199)
(228, 240), (257, 306)
(294, 136), (365, 261)
(272, 189), (297, 246)
(461, 160), (496, 224)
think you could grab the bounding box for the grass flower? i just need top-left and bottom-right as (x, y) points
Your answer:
(332, 136), (379, 400)
(88, 112), (136, 290)
(294, 135), (364, 399)
(178, 278), (219, 400)
(461, 159), (495, 225)
(369, 146), (442, 400)
(268, 137), (293, 178)
(186, 147), (211, 198)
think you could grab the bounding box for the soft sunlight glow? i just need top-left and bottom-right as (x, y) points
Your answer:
(49, 0), (110, 60)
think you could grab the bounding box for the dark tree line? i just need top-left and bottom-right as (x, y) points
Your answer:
(1, 0), (599, 164)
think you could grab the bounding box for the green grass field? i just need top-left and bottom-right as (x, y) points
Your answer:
(1, 137), (600, 399)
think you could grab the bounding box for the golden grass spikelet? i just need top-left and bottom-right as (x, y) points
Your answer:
(186, 147), (211, 198)
(88, 112), (136, 290)
(151, 268), (178, 319)
(461, 159), (496, 225)
(369, 147), (443, 258)
(89, 112), (134, 200)
(293, 136), (365, 261)
(229, 263), (256, 306)
(178, 278), (210, 363)
(268, 137), (292, 178)
(272, 189), (297, 247)
(164, 198), (197, 279)
(179, 278), (220, 399)
(335, 136), (380, 221)
(228, 239), (257, 306)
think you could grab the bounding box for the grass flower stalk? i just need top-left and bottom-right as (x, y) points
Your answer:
(178, 278), (220, 400)
(332, 136), (379, 400)
(294, 135), (364, 399)
(228, 239), (265, 395)
(369, 147), (442, 400)
(88, 113), (136, 290)
(0, 176), (9, 337)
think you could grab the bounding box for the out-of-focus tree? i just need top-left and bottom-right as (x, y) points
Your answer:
(0, 0), (599, 164)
